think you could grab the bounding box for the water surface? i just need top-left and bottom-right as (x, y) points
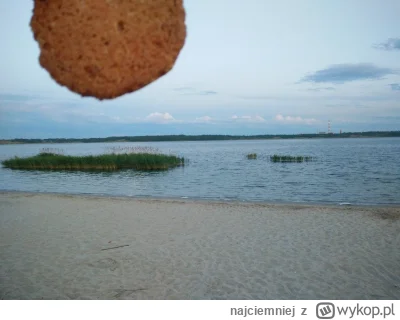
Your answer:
(1, 138), (399, 205)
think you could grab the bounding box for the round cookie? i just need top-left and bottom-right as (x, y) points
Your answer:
(30, 0), (186, 100)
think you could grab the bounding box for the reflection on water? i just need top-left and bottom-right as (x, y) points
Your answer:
(1, 138), (399, 205)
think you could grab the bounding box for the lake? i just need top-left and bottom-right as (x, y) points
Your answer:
(0, 138), (399, 205)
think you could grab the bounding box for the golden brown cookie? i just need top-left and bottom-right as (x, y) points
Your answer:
(30, 0), (186, 100)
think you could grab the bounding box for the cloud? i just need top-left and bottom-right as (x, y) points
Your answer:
(300, 63), (397, 84)
(173, 87), (217, 96)
(231, 115), (265, 122)
(253, 115), (265, 122)
(173, 87), (195, 92)
(198, 91), (217, 95)
(0, 93), (36, 102)
(195, 116), (213, 123)
(275, 114), (318, 125)
(0, 93), (80, 108)
(307, 87), (336, 92)
(145, 112), (176, 123)
(373, 38), (400, 51)
(237, 95), (276, 100)
(389, 83), (400, 91)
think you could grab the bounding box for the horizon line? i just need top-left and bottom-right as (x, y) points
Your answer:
(1, 130), (399, 143)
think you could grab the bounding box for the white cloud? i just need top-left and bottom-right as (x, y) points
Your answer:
(254, 115), (266, 122)
(231, 115), (265, 122)
(145, 112), (175, 123)
(275, 114), (318, 125)
(195, 116), (213, 122)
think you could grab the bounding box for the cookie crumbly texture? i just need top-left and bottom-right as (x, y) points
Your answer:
(30, 0), (186, 100)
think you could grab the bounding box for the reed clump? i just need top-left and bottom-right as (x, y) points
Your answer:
(270, 154), (313, 163)
(39, 147), (65, 156)
(104, 146), (162, 155)
(247, 153), (257, 159)
(2, 151), (184, 171)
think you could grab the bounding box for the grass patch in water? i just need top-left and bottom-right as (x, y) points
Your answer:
(270, 154), (313, 163)
(247, 153), (257, 159)
(2, 148), (184, 171)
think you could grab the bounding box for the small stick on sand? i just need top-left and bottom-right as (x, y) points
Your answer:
(101, 245), (129, 251)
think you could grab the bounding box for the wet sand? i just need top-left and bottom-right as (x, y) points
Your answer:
(0, 192), (399, 299)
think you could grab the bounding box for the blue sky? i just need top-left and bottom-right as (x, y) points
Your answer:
(0, 0), (399, 138)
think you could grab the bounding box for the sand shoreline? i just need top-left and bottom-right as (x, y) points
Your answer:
(1, 192), (399, 299)
(2, 190), (399, 208)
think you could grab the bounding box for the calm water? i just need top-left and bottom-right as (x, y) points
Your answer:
(0, 138), (399, 205)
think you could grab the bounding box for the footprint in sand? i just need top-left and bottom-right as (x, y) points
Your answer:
(88, 258), (118, 271)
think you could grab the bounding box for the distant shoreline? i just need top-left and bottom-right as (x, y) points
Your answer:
(1, 131), (399, 144)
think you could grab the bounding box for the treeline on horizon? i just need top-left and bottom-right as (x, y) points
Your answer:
(1, 131), (399, 144)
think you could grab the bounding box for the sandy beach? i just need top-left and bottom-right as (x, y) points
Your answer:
(0, 192), (399, 300)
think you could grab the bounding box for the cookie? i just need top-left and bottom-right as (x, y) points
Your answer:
(30, 0), (186, 100)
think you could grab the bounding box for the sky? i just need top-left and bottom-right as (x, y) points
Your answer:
(0, 0), (399, 138)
